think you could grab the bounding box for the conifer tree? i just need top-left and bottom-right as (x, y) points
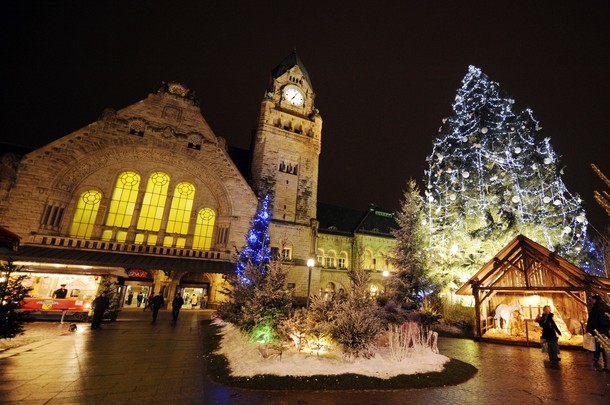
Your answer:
(331, 263), (381, 358)
(425, 66), (591, 291)
(0, 261), (31, 339)
(388, 179), (429, 306)
(218, 195), (291, 334)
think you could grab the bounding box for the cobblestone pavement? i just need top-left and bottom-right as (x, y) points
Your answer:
(1, 309), (608, 404)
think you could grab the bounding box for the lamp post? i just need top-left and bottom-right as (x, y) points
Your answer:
(306, 258), (315, 307)
(382, 270), (389, 293)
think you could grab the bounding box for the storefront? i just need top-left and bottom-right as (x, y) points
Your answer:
(179, 272), (210, 309)
(122, 268), (155, 308)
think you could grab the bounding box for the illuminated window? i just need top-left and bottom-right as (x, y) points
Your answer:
(192, 208), (216, 250)
(324, 257), (335, 268)
(166, 182), (195, 234)
(137, 171), (170, 231)
(338, 257), (346, 269)
(69, 190), (102, 238)
(106, 171), (140, 228)
(163, 236), (174, 247)
(116, 230), (127, 242)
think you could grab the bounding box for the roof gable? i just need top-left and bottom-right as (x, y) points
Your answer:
(271, 50), (313, 90)
(457, 234), (610, 295)
(317, 203), (397, 237)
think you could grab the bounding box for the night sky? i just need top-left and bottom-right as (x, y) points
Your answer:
(2, 2), (609, 232)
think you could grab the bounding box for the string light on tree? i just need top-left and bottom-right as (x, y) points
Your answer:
(424, 66), (598, 291)
(235, 194), (272, 285)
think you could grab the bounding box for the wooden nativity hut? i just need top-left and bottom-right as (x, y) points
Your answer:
(457, 235), (610, 346)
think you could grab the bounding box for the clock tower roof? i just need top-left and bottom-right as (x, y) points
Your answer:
(271, 50), (313, 90)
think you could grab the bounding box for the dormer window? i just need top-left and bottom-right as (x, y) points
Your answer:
(128, 121), (145, 137)
(186, 134), (203, 151)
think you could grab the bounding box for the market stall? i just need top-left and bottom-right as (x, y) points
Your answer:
(457, 235), (610, 346)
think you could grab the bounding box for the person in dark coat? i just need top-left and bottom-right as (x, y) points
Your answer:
(151, 293), (165, 322)
(144, 293), (154, 311)
(171, 293), (185, 323)
(126, 291), (134, 305)
(536, 305), (562, 361)
(136, 291), (144, 307)
(52, 284), (68, 299)
(91, 291), (110, 329)
(586, 295), (610, 370)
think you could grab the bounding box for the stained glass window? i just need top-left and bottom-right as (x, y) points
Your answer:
(69, 190), (102, 238)
(166, 182), (195, 234)
(192, 208), (216, 250)
(137, 171), (170, 231)
(105, 171), (140, 228)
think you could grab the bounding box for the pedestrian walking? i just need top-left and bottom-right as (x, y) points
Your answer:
(151, 293), (165, 322)
(586, 295), (610, 370)
(91, 291), (110, 329)
(536, 305), (562, 362)
(144, 293), (154, 311)
(136, 291), (144, 307)
(126, 291), (134, 305)
(171, 293), (184, 323)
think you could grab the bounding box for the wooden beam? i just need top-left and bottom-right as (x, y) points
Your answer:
(476, 286), (587, 292)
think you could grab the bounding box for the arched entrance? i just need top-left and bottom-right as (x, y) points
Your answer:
(179, 272), (211, 309)
(123, 268), (155, 308)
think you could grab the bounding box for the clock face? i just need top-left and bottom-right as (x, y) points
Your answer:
(283, 86), (304, 106)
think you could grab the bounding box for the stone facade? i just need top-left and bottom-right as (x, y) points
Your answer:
(0, 52), (398, 307)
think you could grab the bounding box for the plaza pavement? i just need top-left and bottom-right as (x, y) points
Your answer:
(0, 309), (608, 404)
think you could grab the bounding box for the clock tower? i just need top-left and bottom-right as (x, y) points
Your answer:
(250, 51), (322, 225)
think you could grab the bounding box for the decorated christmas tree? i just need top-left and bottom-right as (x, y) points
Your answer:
(424, 66), (591, 292)
(218, 195), (291, 335)
(235, 194), (272, 287)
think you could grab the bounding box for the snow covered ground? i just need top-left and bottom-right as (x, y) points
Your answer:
(215, 322), (450, 379)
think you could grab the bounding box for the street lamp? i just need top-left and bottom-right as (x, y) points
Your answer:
(306, 258), (315, 307)
(382, 270), (389, 293)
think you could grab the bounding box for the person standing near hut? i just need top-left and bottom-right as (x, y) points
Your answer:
(536, 305), (562, 362)
(586, 295), (610, 370)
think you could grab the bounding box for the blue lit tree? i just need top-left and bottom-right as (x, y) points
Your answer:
(235, 194), (272, 286)
(424, 66), (592, 291)
(218, 195), (292, 334)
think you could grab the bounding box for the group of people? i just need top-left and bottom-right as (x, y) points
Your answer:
(536, 295), (609, 370)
